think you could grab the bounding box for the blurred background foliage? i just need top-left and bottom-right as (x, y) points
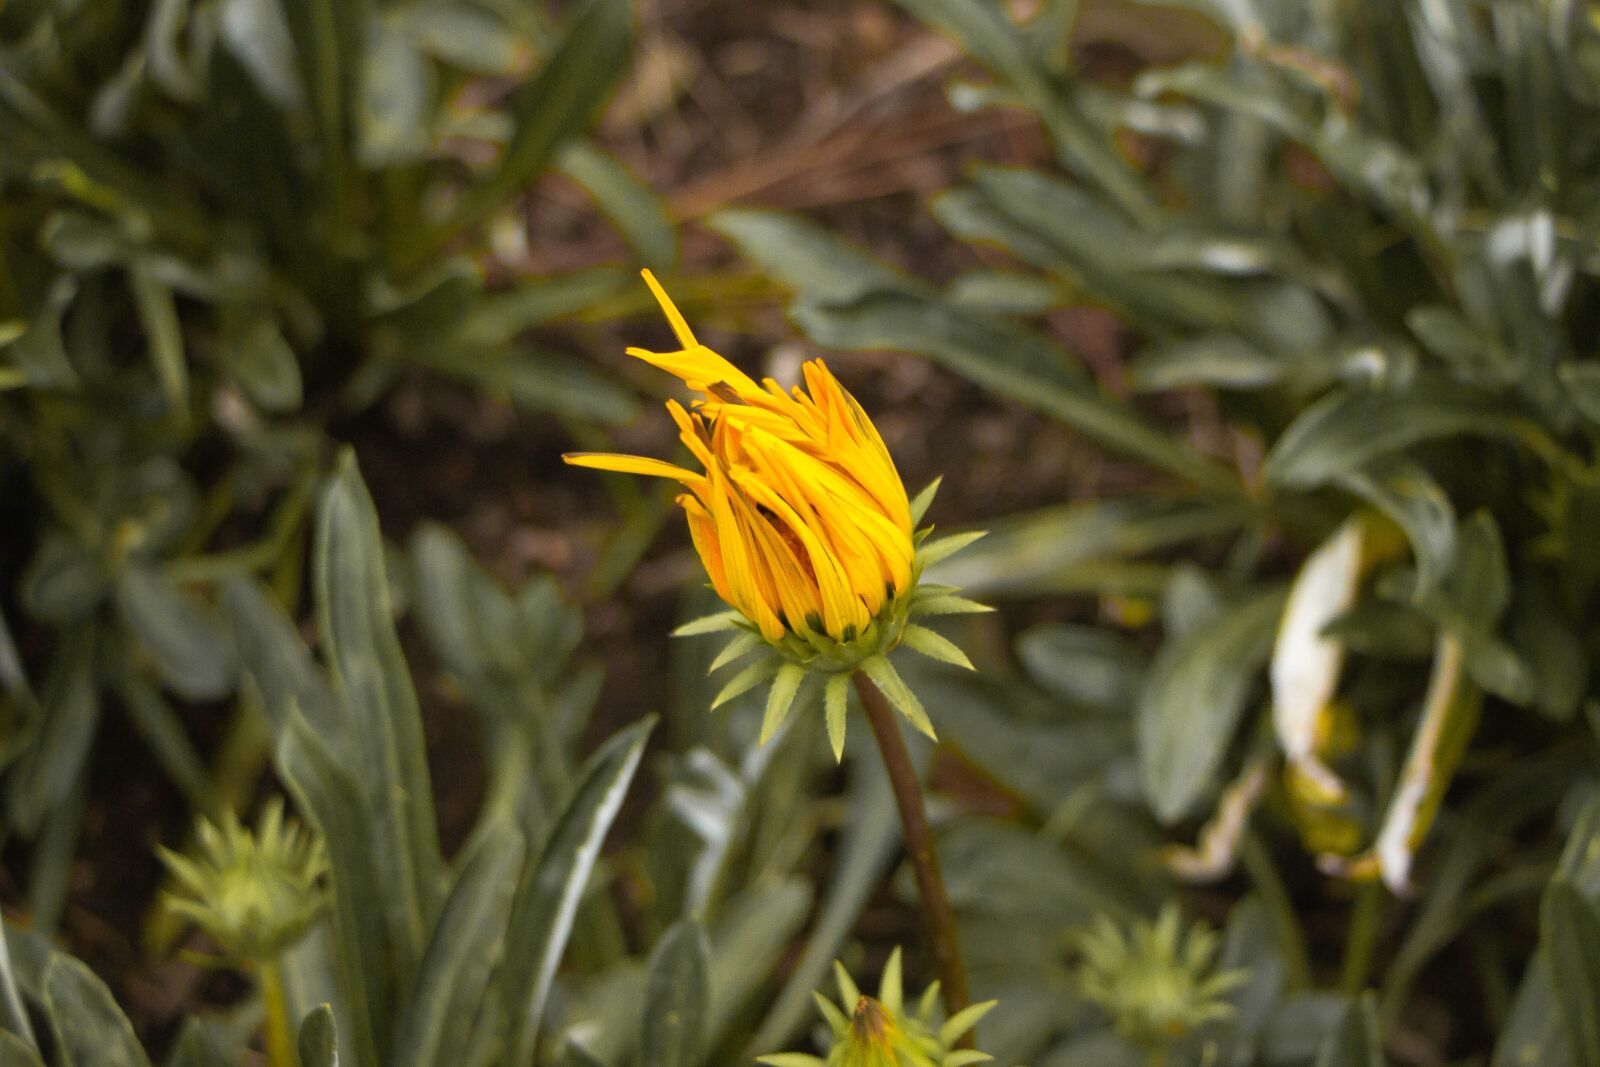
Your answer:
(4, 0), (1600, 1065)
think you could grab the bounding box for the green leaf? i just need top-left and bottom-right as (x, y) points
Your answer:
(113, 668), (216, 816)
(129, 268), (188, 424)
(0, 917), (38, 1054)
(116, 565), (238, 702)
(760, 663), (807, 745)
(1335, 457), (1455, 594)
(824, 672), (850, 763)
(297, 1004), (338, 1067)
(501, 716), (655, 1067)
(927, 496), (1249, 598)
(277, 715), (386, 1067)
(463, 268), (633, 348)
(641, 919), (710, 1067)
(710, 209), (1237, 494)
(708, 881), (811, 1045)
(406, 4), (519, 73)
(223, 578), (344, 749)
(396, 821), (526, 1067)
(1265, 381), (1541, 489)
(222, 311), (303, 413)
(41, 955), (149, 1067)
(453, 0), (633, 236)
(558, 144), (677, 270)
(1014, 624), (1143, 714)
(945, 270), (1067, 315)
(1543, 882), (1600, 1067)
(0, 1033), (44, 1067)
(281, 0), (364, 213)
(163, 1019), (237, 1067)
(1560, 362), (1600, 426)
(316, 450), (443, 976)
(890, 0), (1157, 223)
(861, 655), (934, 739)
(1313, 995), (1384, 1067)
(6, 626), (97, 837)
(3, 277), (77, 389)
(1138, 586), (1286, 824)
(449, 347), (640, 425)
(359, 19), (434, 167)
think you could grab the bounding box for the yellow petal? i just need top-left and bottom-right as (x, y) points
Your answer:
(563, 453), (706, 491)
(641, 268), (699, 349)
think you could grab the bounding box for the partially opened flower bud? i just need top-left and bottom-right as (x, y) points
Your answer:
(566, 272), (990, 757)
(159, 799), (328, 962)
(756, 948), (998, 1067)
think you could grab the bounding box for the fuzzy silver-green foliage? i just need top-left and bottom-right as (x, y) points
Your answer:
(0, 0), (664, 926)
(714, 0), (1600, 1058)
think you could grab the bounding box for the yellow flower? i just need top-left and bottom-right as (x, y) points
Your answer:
(566, 272), (990, 757)
(565, 270), (914, 645)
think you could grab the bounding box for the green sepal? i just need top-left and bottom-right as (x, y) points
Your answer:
(760, 662), (807, 745)
(755, 1056), (825, 1067)
(917, 530), (987, 569)
(673, 610), (746, 637)
(862, 655), (935, 739)
(813, 989), (850, 1034)
(910, 595), (993, 617)
(939, 1000), (999, 1049)
(909, 477), (943, 526)
(833, 959), (862, 1007)
(879, 946), (904, 1014)
(824, 671), (851, 763)
(902, 625), (976, 670)
(708, 631), (763, 674)
(711, 658), (778, 709)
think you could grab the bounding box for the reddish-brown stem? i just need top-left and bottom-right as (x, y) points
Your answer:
(853, 671), (973, 1046)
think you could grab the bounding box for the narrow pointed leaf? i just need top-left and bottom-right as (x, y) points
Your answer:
(316, 450), (442, 976)
(41, 955), (149, 1067)
(641, 919), (710, 1067)
(502, 716), (655, 1067)
(277, 714), (385, 1067)
(297, 1005), (338, 1067)
(396, 821), (526, 1067)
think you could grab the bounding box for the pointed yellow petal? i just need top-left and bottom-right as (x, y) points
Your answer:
(641, 268), (698, 349)
(563, 453), (706, 490)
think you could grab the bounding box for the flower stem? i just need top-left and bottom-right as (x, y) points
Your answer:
(853, 671), (973, 1045)
(258, 959), (295, 1067)
(1340, 879), (1384, 995)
